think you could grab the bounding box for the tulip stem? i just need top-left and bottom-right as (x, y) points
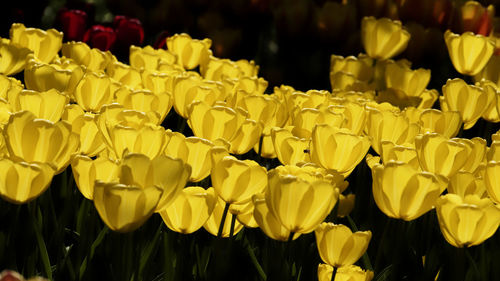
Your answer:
(330, 266), (337, 281)
(229, 213), (237, 238)
(217, 202), (230, 238)
(464, 247), (482, 281)
(257, 135), (263, 160)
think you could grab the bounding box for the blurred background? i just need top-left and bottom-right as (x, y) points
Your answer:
(2, 0), (500, 92)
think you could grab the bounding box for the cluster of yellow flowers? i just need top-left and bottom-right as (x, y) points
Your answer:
(1, 10), (500, 280)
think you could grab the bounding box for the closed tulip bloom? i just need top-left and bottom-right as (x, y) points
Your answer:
(330, 71), (370, 91)
(271, 128), (310, 165)
(361, 17), (410, 60)
(159, 186), (215, 235)
(203, 190), (244, 237)
(71, 114), (106, 157)
(61, 104), (85, 124)
(0, 39), (32, 76)
(71, 155), (119, 200)
(212, 156), (267, 205)
(74, 72), (113, 113)
(380, 141), (420, 169)
(106, 61), (142, 89)
(365, 107), (419, 154)
(50, 57), (85, 99)
(266, 165), (340, 233)
(0, 75), (23, 101)
(238, 94), (288, 134)
(318, 264), (374, 281)
(108, 123), (169, 159)
(315, 223), (371, 267)
(115, 88), (173, 124)
(4, 111), (79, 173)
(456, 137), (486, 173)
(129, 45), (177, 70)
(61, 42), (114, 72)
(484, 161), (500, 204)
(487, 141), (500, 162)
(436, 194), (500, 247)
(172, 75), (216, 118)
(444, 30), (495, 75)
(419, 109), (462, 138)
(371, 161), (448, 221)
(332, 102), (367, 135)
(311, 124), (371, 177)
(166, 33), (211, 70)
(12, 89), (68, 123)
(0, 158), (54, 204)
(474, 55), (500, 88)
(9, 23), (62, 63)
(330, 54), (374, 82)
(119, 153), (190, 211)
(252, 193), (301, 241)
(94, 181), (162, 232)
(415, 133), (468, 178)
(291, 107), (344, 139)
(448, 171), (486, 198)
(442, 78), (488, 129)
(384, 62), (431, 97)
(338, 194), (356, 218)
(200, 56), (245, 81)
(24, 59), (72, 94)
(478, 80), (500, 122)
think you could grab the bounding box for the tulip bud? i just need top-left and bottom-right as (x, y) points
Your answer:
(315, 223), (372, 267)
(0, 158), (54, 204)
(83, 25), (116, 52)
(435, 194), (500, 247)
(384, 62), (430, 97)
(166, 33), (211, 70)
(9, 23), (63, 63)
(371, 161), (448, 221)
(361, 17), (410, 60)
(444, 30), (495, 75)
(73, 72), (113, 113)
(159, 186), (216, 234)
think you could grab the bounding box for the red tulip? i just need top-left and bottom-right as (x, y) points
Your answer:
(83, 25), (116, 51)
(153, 30), (170, 49)
(58, 8), (88, 41)
(114, 15), (144, 47)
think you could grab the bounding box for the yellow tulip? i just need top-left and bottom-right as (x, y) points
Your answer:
(0, 39), (32, 76)
(375, 88), (422, 109)
(330, 71), (370, 91)
(230, 199), (258, 228)
(484, 161), (500, 204)
(235, 59), (259, 77)
(172, 74), (216, 118)
(415, 133), (468, 178)
(474, 55), (500, 88)
(141, 70), (175, 96)
(331, 101), (367, 135)
(188, 101), (262, 154)
(266, 165), (340, 233)
(129, 45), (177, 70)
(0, 75), (23, 102)
(61, 104), (85, 124)
(61, 42), (114, 72)
(226, 76), (267, 97)
(12, 89), (68, 123)
(435, 194), (500, 247)
(487, 141), (500, 162)
(238, 94), (288, 134)
(51, 56), (85, 98)
(361, 17), (410, 60)
(457, 137), (486, 174)
(371, 161), (448, 221)
(212, 156), (267, 205)
(478, 80), (500, 122)
(330, 54), (374, 82)
(380, 141), (419, 169)
(183, 137), (215, 182)
(159, 186), (216, 234)
(106, 61), (142, 89)
(9, 23), (62, 63)
(271, 128), (310, 165)
(444, 30), (495, 76)
(338, 194), (356, 218)
(71, 155), (120, 200)
(448, 171), (486, 199)
(203, 190), (244, 237)
(71, 114), (106, 156)
(108, 123), (170, 160)
(0, 99), (12, 126)
(166, 33), (211, 70)
(291, 107), (344, 139)
(318, 264), (374, 281)
(0, 158), (54, 204)
(365, 106), (419, 154)
(119, 153), (190, 211)
(311, 124), (371, 177)
(418, 109), (462, 138)
(4, 111), (79, 173)
(441, 78), (488, 129)
(417, 89), (439, 109)
(315, 223), (372, 267)
(93, 181), (162, 232)
(74, 72), (114, 113)
(384, 61), (430, 97)
(24, 59), (73, 93)
(253, 133), (277, 158)
(252, 193), (301, 241)
(115, 88), (173, 124)
(200, 56), (246, 81)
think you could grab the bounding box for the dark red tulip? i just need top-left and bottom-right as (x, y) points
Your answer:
(114, 15), (144, 47)
(58, 8), (88, 41)
(153, 31), (170, 49)
(83, 25), (116, 51)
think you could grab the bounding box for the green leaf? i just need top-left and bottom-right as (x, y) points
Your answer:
(30, 203), (52, 280)
(138, 224), (163, 280)
(374, 264), (393, 281)
(79, 226), (109, 280)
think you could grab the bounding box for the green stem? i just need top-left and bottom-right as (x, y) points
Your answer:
(29, 201), (53, 280)
(217, 202), (230, 238)
(257, 135), (264, 160)
(465, 247), (481, 281)
(330, 266), (338, 281)
(229, 213), (237, 238)
(347, 215), (373, 271)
